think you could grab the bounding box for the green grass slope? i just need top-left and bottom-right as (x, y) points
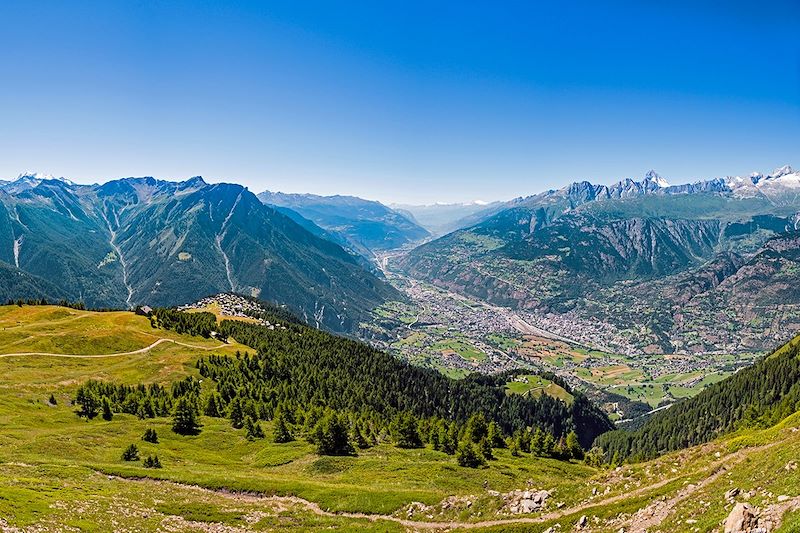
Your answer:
(2, 305), (800, 532)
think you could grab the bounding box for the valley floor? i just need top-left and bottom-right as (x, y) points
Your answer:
(366, 268), (758, 420)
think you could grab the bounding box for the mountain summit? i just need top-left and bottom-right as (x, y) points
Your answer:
(0, 174), (397, 332)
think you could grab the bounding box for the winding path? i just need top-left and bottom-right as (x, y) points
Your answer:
(99, 438), (791, 532)
(0, 338), (227, 359)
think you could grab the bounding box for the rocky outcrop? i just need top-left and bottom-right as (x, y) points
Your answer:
(724, 502), (758, 532)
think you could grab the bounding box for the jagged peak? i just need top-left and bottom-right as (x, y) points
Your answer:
(770, 165), (795, 178)
(644, 170), (669, 187)
(17, 171), (54, 182)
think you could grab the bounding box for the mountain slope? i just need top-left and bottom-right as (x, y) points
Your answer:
(0, 174), (397, 333)
(596, 329), (800, 461)
(4, 304), (800, 531)
(399, 166), (800, 353)
(258, 191), (430, 256)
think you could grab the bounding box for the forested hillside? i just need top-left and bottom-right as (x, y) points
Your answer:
(595, 333), (800, 461)
(139, 309), (614, 450)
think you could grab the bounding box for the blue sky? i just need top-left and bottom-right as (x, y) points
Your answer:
(0, 1), (798, 203)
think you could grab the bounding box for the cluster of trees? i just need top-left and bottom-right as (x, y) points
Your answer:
(75, 380), (185, 420)
(3, 298), (127, 312)
(5, 298), (87, 310)
(74, 308), (611, 468)
(149, 309), (218, 338)
(196, 317), (612, 448)
(121, 443), (161, 468)
(596, 337), (800, 462)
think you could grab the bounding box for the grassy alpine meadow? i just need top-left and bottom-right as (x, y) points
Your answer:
(0, 305), (599, 531)
(2, 304), (800, 532)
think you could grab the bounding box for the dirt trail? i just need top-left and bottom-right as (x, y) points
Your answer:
(0, 338), (227, 359)
(626, 439), (784, 532)
(98, 438), (793, 532)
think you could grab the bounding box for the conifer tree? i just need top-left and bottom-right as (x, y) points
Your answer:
(479, 436), (494, 460)
(228, 397), (244, 429)
(542, 432), (556, 457)
(101, 397), (113, 421)
(244, 415), (265, 440)
(530, 427), (545, 455)
(121, 444), (140, 461)
(464, 412), (489, 443)
(312, 412), (354, 456)
(142, 428), (159, 443)
(565, 430), (584, 460)
(456, 440), (485, 468)
(75, 385), (100, 418)
(272, 409), (294, 443)
(172, 396), (201, 435)
(487, 421), (505, 448)
(204, 392), (223, 417)
(391, 412), (423, 448)
(350, 421), (370, 449)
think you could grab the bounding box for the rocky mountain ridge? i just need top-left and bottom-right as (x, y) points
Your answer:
(0, 174), (397, 333)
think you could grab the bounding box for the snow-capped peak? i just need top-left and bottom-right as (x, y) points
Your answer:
(770, 165), (795, 178)
(644, 170), (669, 188)
(14, 172), (74, 185)
(17, 171), (53, 183)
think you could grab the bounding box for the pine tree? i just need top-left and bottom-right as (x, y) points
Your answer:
(172, 396), (201, 435)
(515, 429), (531, 453)
(272, 409), (294, 443)
(610, 450), (621, 468)
(565, 430), (584, 460)
(228, 397), (244, 429)
(487, 421), (505, 448)
(143, 454), (163, 468)
(312, 412), (354, 456)
(142, 428), (159, 443)
(530, 427), (545, 455)
(244, 415), (265, 440)
(75, 385), (100, 418)
(121, 444), (140, 461)
(456, 440), (485, 468)
(204, 392), (223, 417)
(350, 421), (370, 449)
(479, 436), (494, 460)
(464, 412), (489, 443)
(584, 446), (605, 467)
(391, 412), (423, 448)
(101, 397), (113, 421)
(542, 432), (556, 457)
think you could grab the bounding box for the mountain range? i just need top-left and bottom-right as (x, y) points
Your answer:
(399, 166), (800, 354)
(0, 174), (397, 333)
(258, 191), (430, 257)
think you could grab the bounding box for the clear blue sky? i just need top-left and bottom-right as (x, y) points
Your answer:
(0, 1), (798, 203)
